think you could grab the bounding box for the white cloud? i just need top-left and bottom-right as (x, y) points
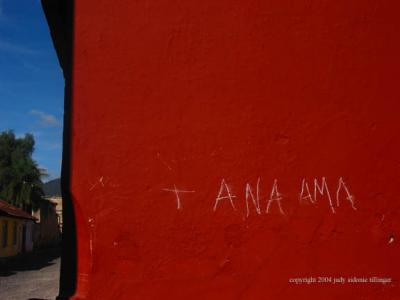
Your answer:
(30, 109), (61, 127)
(38, 164), (48, 174)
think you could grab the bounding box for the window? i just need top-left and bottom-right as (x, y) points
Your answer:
(2, 221), (8, 247)
(13, 222), (17, 245)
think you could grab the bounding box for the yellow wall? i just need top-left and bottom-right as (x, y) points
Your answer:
(0, 217), (25, 258)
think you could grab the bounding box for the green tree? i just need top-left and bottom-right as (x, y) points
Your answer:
(0, 130), (47, 211)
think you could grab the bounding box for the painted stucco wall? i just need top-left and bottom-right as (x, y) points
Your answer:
(33, 200), (61, 248)
(0, 217), (27, 258)
(69, 1), (400, 299)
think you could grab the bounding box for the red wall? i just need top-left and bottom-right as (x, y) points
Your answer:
(71, 1), (400, 299)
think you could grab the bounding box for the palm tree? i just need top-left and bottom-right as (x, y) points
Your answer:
(0, 130), (47, 212)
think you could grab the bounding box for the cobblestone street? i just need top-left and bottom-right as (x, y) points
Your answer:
(0, 248), (60, 300)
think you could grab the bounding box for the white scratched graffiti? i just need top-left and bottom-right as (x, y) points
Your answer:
(266, 179), (285, 215)
(313, 177), (335, 213)
(213, 178), (237, 211)
(299, 178), (313, 204)
(336, 177), (357, 210)
(163, 177), (356, 216)
(162, 184), (195, 209)
(245, 178), (262, 217)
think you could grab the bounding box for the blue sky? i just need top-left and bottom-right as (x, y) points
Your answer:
(0, 0), (64, 181)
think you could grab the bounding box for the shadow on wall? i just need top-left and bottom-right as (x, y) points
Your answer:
(32, 199), (61, 249)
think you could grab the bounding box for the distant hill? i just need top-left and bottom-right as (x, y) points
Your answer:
(43, 178), (61, 197)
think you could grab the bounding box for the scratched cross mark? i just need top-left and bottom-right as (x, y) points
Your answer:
(162, 184), (195, 209)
